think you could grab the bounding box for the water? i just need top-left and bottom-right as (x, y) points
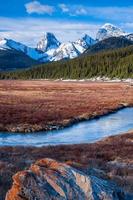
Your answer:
(0, 108), (133, 147)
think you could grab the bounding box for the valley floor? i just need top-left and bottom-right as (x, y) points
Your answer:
(0, 80), (133, 199)
(0, 80), (133, 133)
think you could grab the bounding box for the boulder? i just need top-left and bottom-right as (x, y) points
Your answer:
(6, 158), (127, 200)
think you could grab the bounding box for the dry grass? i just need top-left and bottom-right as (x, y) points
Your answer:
(0, 80), (133, 199)
(0, 80), (133, 132)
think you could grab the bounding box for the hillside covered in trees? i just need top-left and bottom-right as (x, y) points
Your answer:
(0, 49), (39, 71)
(85, 37), (133, 55)
(0, 45), (133, 79)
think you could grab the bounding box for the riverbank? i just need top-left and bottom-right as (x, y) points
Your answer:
(0, 107), (133, 146)
(0, 80), (133, 133)
(0, 130), (133, 199)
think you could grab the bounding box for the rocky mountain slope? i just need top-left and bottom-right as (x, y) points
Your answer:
(85, 36), (133, 55)
(6, 158), (130, 200)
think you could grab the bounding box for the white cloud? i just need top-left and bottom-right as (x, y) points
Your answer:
(58, 4), (133, 22)
(25, 1), (54, 15)
(75, 8), (88, 15)
(122, 23), (133, 29)
(58, 4), (69, 13)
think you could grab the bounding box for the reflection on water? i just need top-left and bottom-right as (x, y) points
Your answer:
(0, 108), (133, 147)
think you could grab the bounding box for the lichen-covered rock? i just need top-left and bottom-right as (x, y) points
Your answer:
(6, 158), (127, 200)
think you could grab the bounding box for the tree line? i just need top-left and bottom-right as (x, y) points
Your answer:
(0, 45), (133, 79)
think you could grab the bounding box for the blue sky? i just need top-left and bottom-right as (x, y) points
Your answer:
(0, 0), (133, 46)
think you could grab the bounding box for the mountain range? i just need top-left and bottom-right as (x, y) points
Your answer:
(0, 23), (133, 71)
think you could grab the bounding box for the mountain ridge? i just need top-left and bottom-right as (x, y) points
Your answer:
(0, 23), (133, 71)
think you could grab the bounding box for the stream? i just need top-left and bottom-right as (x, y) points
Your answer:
(0, 107), (133, 146)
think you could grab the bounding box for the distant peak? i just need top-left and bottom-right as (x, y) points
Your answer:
(96, 23), (127, 41)
(102, 23), (116, 28)
(82, 33), (89, 37)
(44, 32), (56, 38)
(0, 38), (9, 50)
(37, 32), (61, 52)
(82, 34), (91, 39)
(45, 32), (53, 35)
(101, 23), (124, 32)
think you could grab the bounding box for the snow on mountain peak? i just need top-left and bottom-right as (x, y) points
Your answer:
(96, 23), (127, 41)
(0, 38), (11, 50)
(37, 32), (61, 52)
(76, 34), (95, 47)
(50, 42), (80, 61)
(73, 34), (96, 53)
(125, 33), (133, 41)
(102, 23), (116, 29)
(37, 32), (95, 61)
(1, 23), (132, 65)
(0, 38), (6, 44)
(0, 38), (48, 61)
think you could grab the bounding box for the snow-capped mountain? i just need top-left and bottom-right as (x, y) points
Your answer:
(37, 32), (61, 52)
(0, 38), (41, 71)
(0, 38), (49, 62)
(0, 38), (11, 50)
(36, 33), (96, 61)
(50, 42), (81, 61)
(7, 39), (46, 60)
(0, 23), (132, 70)
(49, 34), (96, 61)
(96, 23), (127, 41)
(125, 34), (133, 41)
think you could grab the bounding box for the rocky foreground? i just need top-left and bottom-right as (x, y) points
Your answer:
(6, 158), (132, 200)
(0, 131), (133, 199)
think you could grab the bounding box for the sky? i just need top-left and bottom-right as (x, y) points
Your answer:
(0, 0), (133, 47)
